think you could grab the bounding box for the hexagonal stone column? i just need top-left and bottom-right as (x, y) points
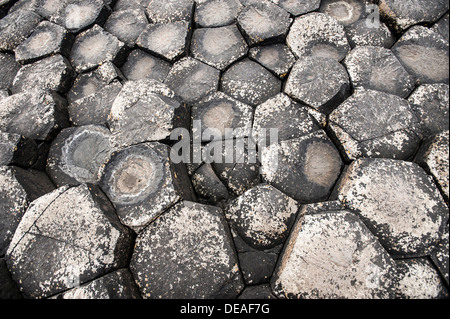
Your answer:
(261, 130), (343, 203)
(249, 44), (295, 79)
(0, 9), (41, 51)
(392, 26), (449, 85)
(319, 0), (373, 26)
(5, 184), (134, 298)
(130, 201), (244, 299)
(344, 46), (415, 98)
(329, 89), (422, 161)
(99, 142), (194, 231)
(104, 9), (149, 48)
(146, 0), (194, 24)
(120, 49), (172, 83)
(287, 12), (349, 61)
(191, 163), (229, 204)
(271, 205), (397, 299)
(345, 19), (396, 49)
(194, 0), (243, 28)
(271, 0), (320, 16)
(190, 24), (248, 71)
(336, 158), (449, 257)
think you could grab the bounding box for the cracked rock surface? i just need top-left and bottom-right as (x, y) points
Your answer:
(0, 0), (449, 300)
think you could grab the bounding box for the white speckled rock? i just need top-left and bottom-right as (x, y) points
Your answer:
(104, 9), (149, 48)
(271, 0), (320, 16)
(336, 158), (449, 257)
(195, 0), (243, 27)
(345, 19), (396, 49)
(120, 49), (172, 83)
(146, 0), (194, 23)
(0, 9), (41, 51)
(249, 44), (295, 79)
(319, 0), (374, 26)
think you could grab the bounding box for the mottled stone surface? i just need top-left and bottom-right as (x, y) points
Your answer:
(345, 19), (396, 49)
(146, 0), (194, 23)
(271, 0), (320, 16)
(121, 49), (172, 82)
(319, 0), (374, 26)
(0, 53), (20, 90)
(0, 132), (38, 168)
(249, 44), (295, 79)
(104, 9), (149, 48)
(0, 9), (41, 51)
(195, 0), (243, 27)
(191, 163), (229, 203)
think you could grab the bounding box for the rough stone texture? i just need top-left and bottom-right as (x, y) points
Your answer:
(121, 49), (172, 82)
(221, 58), (282, 107)
(0, 258), (22, 299)
(130, 201), (244, 299)
(271, 0), (320, 16)
(344, 46), (415, 98)
(99, 142), (194, 231)
(0, 132), (38, 168)
(432, 12), (449, 43)
(0, 88), (69, 141)
(430, 224), (449, 285)
(190, 24), (248, 71)
(395, 258), (448, 299)
(329, 89), (422, 161)
(5, 184), (134, 298)
(191, 163), (229, 203)
(336, 158), (449, 257)
(164, 57), (220, 105)
(238, 284), (277, 299)
(194, 0), (243, 28)
(0, 9), (41, 51)
(237, 1), (292, 46)
(345, 19), (396, 49)
(46, 125), (114, 187)
(249, 44), (295, 79)
(0, 53), (20, 90)
(272, 207), (397, 299)
(146, 0), (194, 23)
(287, 12), (350, 62)
(407, 84), (449, 138)
(225, 183), (299, 250)
(108, 79), (189, 148)
(261, 130), (343, 203)
(392, 26), (449, 86)
(238, 250), (278, 285)
(285, 56), (351, 114)
(319, 0), (374, 26)
(104, 9), (149, 48)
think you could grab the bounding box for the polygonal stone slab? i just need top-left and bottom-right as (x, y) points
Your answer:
(164, 57), (220, 105)
(120, 49), (172, 82)
(287, 12), (350, 61)
(70, 25), (128, 73)
(190, 24), (248, 71)
(130, 201), (244, 299)
(237, 1), (292, 46)
(285, 56), (351, 114)
(329, 89), (422, 161)
(0, 166), (55, 256)
(54, 269), (142, 299)
(221, 58), (282, 107)
(271, 0), (320, 16)
(408, 84), (449, 138)
(0, 132), (38, 168)
(379, 0), (449, 33)
(271, 208), (397, 299)
(345, 19), (396, 49)
(431, 224), (449, 285)
(46, 125), (114, 187)
(392, 26), (449, 86)
(252, 93), (325, 144)
(261, 130), (343, 203)
(0, 9), (41, 51)
(415, 130), (449, 202)
(344, 46), (415, 98)
(336, 158), (449, 257)
(11, 54), (75, 95)
(104, 9), (149, 48)
(14, 21), (74, 64)
(225, 183), (299, 250)
(194, 0), (243, 28)
(0, 89), (69, 141)
(191, 163), (229, 204)
(319, 0), (374, 26)
(99, 142), (194, 231)
(146, 0), (194, 23)
(0, 53), (20, 90)
(192, 91), (254, 142)
(108, 79), (189, 148)
(136, 21), (190, 62)
(433, 12), (449, 43)
(249, 44), (295, 79)
(114, 0), (149, 10)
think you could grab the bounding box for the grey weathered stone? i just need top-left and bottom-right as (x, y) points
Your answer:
(430, 224), (449, 285)
(238, 250), (278, 285)
(329, 89), (422, 161)
(221, 58), (282, 107)
(136, 21), (190, 62)
(5, 184), (134, 298)
(261, 130), (343, 203)
(164, 57), (220, 105)
(379, 0), (449, 33)
(11, 54), (75, 95)
(146, 0), (194, 23)
(0, 166), (55, 256)
(345, 19), (396, 49)
(0, 258), (22, 299)
(14, 21), (74, 65)
(287, 12), (350, 61)
(191, 163), (229, 203)
(114, 0), (149, 10)
(0, 9), (41, 51)
(238, 284), (277, 299)
(130, 201), (244, 299)
(237, 1), (292, 46)
(271, 206), (397, 299)
(392, 26), (449, 85)
(46, 125), (114, 187)
(108, 79), (189, 148)
(319, 0), (374, 26)
(70, 25), (128, 73)
(194, 0), (243, 28)
(395, 258), (449, 299)
(121, 49), (172, 82)
(408, 84), (449, 138)
(99, 142), (194, 231)
(0, 88), (69, 141)
(271, 0), (320, 16)
(0, 132), (38, 168)
(190, 24), (248, 71)
(104, 9), (149, 48)
(432, 12), (449, 43)
(285, 56), (351, 114)
(225, 183), (299, 250)
(249, 44), (295, 79)
(344, 46), (415, 98)
(336, 158), (449, 257)
(0, 53), (20, 90)
(54, 269), (142, 299)
(192, 91), (253, 142)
